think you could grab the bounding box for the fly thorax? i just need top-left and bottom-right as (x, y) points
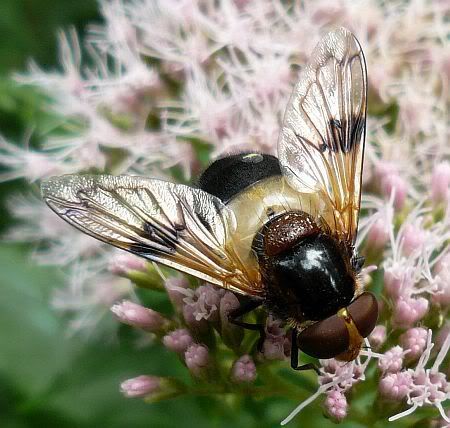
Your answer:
(257, 221), (356, 322)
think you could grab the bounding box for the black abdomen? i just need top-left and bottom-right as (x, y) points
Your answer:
(263, 234), (355, 322)
(198, 153), (281, 202)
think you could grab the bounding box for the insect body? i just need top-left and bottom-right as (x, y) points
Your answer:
(41, 27), (377, 367)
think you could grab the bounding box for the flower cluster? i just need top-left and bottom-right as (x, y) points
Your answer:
(1, 0), (450, 425)
(113, 278), (273, 396)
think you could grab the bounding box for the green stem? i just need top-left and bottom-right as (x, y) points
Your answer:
(258, 365), (316, 396)
(187, 384), (309, 400)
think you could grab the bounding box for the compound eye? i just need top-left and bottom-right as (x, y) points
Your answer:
(297, 314), (349, 359)
(347, 292), (379, 338)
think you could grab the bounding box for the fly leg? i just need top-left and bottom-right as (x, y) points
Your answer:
(228, 298), (265, 351)
(291, 328), (320, 374)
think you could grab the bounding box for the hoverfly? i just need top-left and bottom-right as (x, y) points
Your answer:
(41, 27), (378, 369)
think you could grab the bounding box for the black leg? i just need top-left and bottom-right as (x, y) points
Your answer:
(228, 299), (265, 351)
(290, 329), (320, 375)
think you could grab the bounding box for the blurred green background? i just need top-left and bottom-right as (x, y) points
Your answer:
(0, 2), (376, 427)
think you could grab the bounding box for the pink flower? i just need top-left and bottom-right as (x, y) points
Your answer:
(282, 354), (373, 425)
(400, 328), (428, 360)
(231, 355), (257, 383)
(378, 346), (406, 374)
(367, 218), (390, 250)
(388, 331), (450, 423)
(262, 316), (290, 361)
(384, 265), (415, 300)
(182, 302), (210, 336)
(431, 163), (450, 204)
(381, 173), (408, 211)
(109, 252), (147, 275)
(111, 300), (169, 333)
(184, 284), (223, 322)
(379, 372), (413, 401)
(163, 329), (194, 354)
(164, 276), (190, 312)
(392, 296), (429, 329)
(324, 389), (347, 421)
(400, 223), (426, 257)
(368, 325), (387, 349)
(120, 375), (161, 398)
(219, 292), (240, 322)
(185, 344), (209, 377)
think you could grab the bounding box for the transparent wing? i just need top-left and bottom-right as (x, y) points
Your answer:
(278, 27), (367, 244)
(41, 174), (263, 296)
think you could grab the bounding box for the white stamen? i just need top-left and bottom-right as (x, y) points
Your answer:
(416, 330), (433, 373)
(431, 332), (450, 373)
(436, 401), (450, 423)
(388, 403), (419, 421)
(281, 373), (351, 425)
(280, 386), (325, 425)
(360, 349), (384, 359)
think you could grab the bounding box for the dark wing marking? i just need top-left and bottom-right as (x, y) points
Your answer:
(278, 27), (367, 245)
(41, 174), (263, 296)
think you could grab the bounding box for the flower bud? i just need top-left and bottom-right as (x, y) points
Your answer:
(375, 161), (397, 180)
(367, 218), (390, 250)
(111, 300), (170, 333)
(109, 253), (147, 276)
(120, 375), (183, 402)
(400, 327), (428, 360)
(431, 162), (450, 204)
(185, 344), (209, 378)
(324, 388), (347, 421)
(380, 172), (407, 210)
(379, 372), (412, 401)
(368, 325), (387, 349)
(374, 161), (405, 209)
(231, 355), (257, 383)
(163, 328), (194, 354)
(400, 223), (426, 256)
(392, 296), (429, 329)
(383, 265), (414, 300)
(378, 346), (405, 373)
(125, 263), (165, 291)
(120, 375), (161, 398)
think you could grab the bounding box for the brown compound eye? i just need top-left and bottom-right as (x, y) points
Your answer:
(297, 313), (350, 359)
(347, 292), (379, 338)
(297, 292), (379, 359)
